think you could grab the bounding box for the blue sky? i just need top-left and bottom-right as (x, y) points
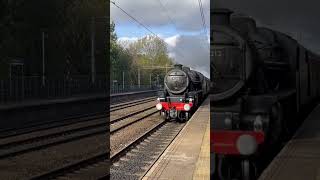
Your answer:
(114, 23), (205, 39)
(110, 0), (210, 78)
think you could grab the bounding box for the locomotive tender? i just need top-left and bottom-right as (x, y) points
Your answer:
(211, 9), (320, 180)
(156, 64), (210, 122)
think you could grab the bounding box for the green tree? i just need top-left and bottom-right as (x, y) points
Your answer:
(128, 35), (173, 67)
(110, 20), (132, 85)
(0, 0), (107, 79)
(127, 35), (173, 86)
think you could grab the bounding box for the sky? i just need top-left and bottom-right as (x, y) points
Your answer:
(110, 0), (210, 78)
(213, 0), (320, 54)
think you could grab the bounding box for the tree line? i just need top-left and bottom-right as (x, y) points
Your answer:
(110, 21), (174, 87)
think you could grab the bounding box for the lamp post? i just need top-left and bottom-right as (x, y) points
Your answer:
(138, 68), (140, 88)
(91, 17), (96, 84)
(41, 29), (48, 87)
(89, 16), (108, 85)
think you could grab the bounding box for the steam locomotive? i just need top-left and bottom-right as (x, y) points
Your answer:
(211, 9), (320, 180)
(156, 64), (210, 122)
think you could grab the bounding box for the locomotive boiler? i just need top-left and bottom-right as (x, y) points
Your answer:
(211, 9), (320, 180)
(156, 64), (209, 122)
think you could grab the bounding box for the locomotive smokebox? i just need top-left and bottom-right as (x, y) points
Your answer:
(165, 65), (189, 94)
(212, 8), (233, 26)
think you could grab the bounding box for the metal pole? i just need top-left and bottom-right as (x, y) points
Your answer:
(122, 71), (125, 90)
(149, 73), (151, 88)
(138, 69), (140, 88)
(165, 63), (168, 73)
(9, 64), (11, 96)
(42, 31), (46, 87)
(157, 75), (159, 87)
(22, 65), (24, 99)
(91, 17), (96, 84)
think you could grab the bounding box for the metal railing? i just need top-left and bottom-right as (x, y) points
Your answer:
(110, 84), (157, 94)
(0, 76), (161, 104)
(0, 76), (107, 104)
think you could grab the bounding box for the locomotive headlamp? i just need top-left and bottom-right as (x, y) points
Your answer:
(189, 98), (193, 102)
(253, 115), (263, 131)
(236, 134), (258, 155)
(184, 104), (191, 111)
(156, 103), (163, 110)
(224, 117), (232, 129)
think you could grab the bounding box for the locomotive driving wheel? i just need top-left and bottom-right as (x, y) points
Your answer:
(217, 156), (257, 180)
(241, 159), (255, 180)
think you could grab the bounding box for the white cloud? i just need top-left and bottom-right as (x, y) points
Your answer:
(164, 35), (180, 47)
(170, 34), (210, 78)
(117, 37), (139, 48)
(118, 37), (138, 42)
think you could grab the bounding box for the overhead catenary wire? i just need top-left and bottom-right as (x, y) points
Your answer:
(196, 0), (210, 49)
(155, 0), (208, 59)
(110, 1), (157, 37)
(154, 0), (200, 59)
(197, 0), (208, 36)
(156, 0), (177, 29)
(157, 0), (209, 51)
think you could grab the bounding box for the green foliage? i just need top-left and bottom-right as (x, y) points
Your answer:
(0, 0), (107, 79)
(110, 22), (174, 87)
(127, 35), (173, 67)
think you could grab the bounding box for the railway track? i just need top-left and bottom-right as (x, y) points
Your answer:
(29, 152), (110, 180)
(29, 120), (175, 180)
(0, 98), (156, 160)
(0, 97), (155, 138)
(110, 121), (185, 180)
(0, 96), (160, 179)
(110, 97), (155, 111)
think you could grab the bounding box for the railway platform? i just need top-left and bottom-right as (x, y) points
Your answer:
(142, 97), (210, 180)
(259, 103), (320, 180)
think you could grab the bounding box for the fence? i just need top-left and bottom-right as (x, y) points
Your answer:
(0, 76), (160, 104)
(110, 84), (158, 94)
(0, 76), (107, 104)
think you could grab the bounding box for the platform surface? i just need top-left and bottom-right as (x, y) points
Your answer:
(142, 97), (210, 180)
(259, 104), (320, 180)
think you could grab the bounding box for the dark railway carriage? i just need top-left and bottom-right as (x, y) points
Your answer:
(211, 9), (320, 180)
(156, 64), (209, 122)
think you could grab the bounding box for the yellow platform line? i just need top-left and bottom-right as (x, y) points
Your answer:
(193, 119), (210, 180)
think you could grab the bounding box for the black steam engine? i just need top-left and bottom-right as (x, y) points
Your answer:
(211, 9), (320, 180)
(156, 64), (209, 122)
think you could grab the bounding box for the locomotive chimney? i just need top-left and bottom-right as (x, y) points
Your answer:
(212, 8), (233, 25)
(183, 67), (191, 71)
(174, 64), (183, 70)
